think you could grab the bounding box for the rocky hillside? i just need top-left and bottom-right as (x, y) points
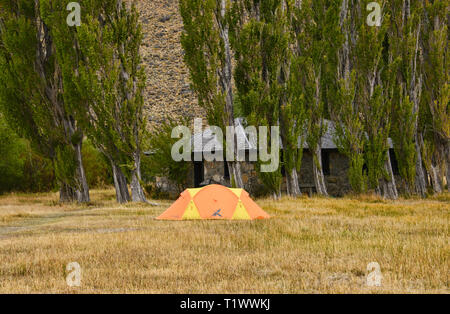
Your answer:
(136, 0), (204, 125)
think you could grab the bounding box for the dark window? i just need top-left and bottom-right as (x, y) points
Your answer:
(322, 151), (331, 176)
(194, 161), (204, 187)
(224, 161), (230, 180)
(363, 163), (368, 175)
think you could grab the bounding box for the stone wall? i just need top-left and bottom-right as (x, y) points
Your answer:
(155, 150), (353, 197)
(291, 150), (351, 196)
(200, 150), (352, 197)
(154, 163), (195, 198)
(240, 162), (268, 197)
(204, 161), (227, 185)
(325, 151), (352, 197)
(203, 160), (266, 196)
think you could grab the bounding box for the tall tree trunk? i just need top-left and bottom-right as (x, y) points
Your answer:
(407, 10), (425, 198)
(279, 101), (301, 197)
(446, 158), (450, 193)
(429, 162), (443, 194)
(59, 182), (76, 203)
(310, 71), (328, 197)
(431, 140), (445, 194)
(272, 189), (282, 200)
(219, 0), (244, 189)
(312, 144), (328, 196)
(63, 119), (90, 203)
(130, 151), (147, 202)
(286, 168), (301, 197)
(414, 133), (427, 197)
(446, 143), (450, 192)
(111, 161), (131, 203)
(380, 150), (399, 200)
(228, 161), (244, 189)
(35, 3), (90, 203)
(339, 0), (350, 79)
(73, 138), (90, 203)
(279, 2), (300, 198)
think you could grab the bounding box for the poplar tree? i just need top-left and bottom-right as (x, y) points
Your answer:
(0, 0), (148, 204)
(330, 0), (367, 194)
(388, 0), (427, 196)
(281, 0), (306, 197)
(0, 0), (90, 202)
(355, 0), (398, 199)
(291, 0), (342, 196)
(333, 72), (368, 193)
(180, 0), (245, 188)
(232, 0), (286, 199)
(420, 0), (448, 194)
(65, 0), (148, 203)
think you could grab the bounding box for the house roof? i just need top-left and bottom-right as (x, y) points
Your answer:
(192, 118), (257, 153)
(191, 118), (394, 153)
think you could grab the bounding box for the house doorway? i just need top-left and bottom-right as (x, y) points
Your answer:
(194, 161), (204, 188)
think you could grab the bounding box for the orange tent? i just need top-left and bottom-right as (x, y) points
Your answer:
(157, 185), (269, 220)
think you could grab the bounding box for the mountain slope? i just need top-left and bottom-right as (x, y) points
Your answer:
(136, 0), (204, 125)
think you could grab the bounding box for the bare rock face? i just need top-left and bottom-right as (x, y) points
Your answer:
(134, 0), (205, 126)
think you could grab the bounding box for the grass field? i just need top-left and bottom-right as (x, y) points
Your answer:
(0, 189), (448, 294)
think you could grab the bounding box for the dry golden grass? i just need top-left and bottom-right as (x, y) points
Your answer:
(0, 189), (448, 294)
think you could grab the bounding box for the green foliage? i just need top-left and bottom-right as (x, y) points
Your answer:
(82, 140), (112, 188)
(0, 0), (89, 200)
(0, 115), (26, 193)
(231, 0), (295, 195)
(348, 154), (368, 194)
(0, 0), (447, 199)
(0, 114), (55, 194)
(0, 0), (56, 159)
(350, 0), (396, 191)
(333, 72), (367, 193)
(391, 94), (417, 191)
(256, 165), (283, 198)
(54, 145), (78, 189)
(0, 1), (147, 201)
(292, 0), (341, 179)
(143, 119), (191, 193)
(363, 86), (392, 189)
(21, 150), (55, 193)
(0, 113), (109, 193)
(180, 0), (226, 127)
(386, 1), (422, 193)
(143, 184), (172, 201)
(420, 0), (449, 180)
(50, 0), (148, 187)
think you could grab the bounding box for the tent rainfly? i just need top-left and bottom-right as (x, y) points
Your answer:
(157, 185), (270, 220)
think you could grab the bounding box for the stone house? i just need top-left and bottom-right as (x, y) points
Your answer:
(153, 119), (399, 197)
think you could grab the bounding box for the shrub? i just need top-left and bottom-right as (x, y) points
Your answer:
(0, 115), (55, 193)
(82, 140), (112, 188)
(143, 183), (172, 200)
(142, 118), (191, 193)
(0, 117), (26, 193)
(21, 149), (55, 193)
